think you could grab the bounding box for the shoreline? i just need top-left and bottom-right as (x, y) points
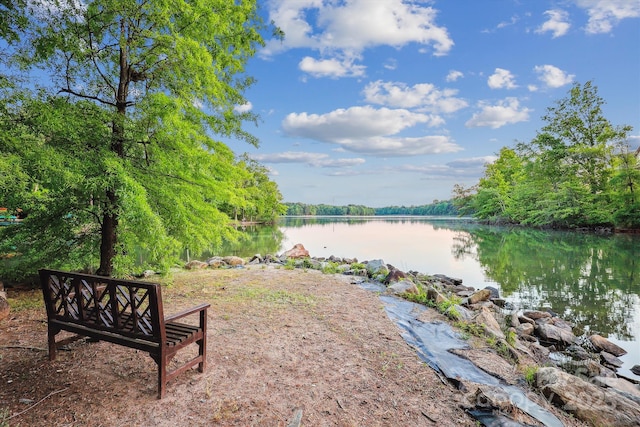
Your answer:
(185, 249), (640, 426)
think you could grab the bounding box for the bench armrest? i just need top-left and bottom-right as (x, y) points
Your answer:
(164, 303), (210, 323)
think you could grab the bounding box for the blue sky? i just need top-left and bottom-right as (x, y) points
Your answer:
(224, 0), (640, 208)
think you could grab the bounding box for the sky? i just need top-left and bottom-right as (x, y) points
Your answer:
(221, 0), (640, 208)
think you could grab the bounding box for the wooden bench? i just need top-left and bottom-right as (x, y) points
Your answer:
(39, 269), (209, 399)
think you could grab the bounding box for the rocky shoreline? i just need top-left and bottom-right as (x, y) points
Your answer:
(181, 243), (640, 426)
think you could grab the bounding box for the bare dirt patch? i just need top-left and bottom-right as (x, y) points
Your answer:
(0, 267), (582, 426)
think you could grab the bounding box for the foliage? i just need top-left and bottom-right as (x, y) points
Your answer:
(284, 200), (459, 216)
(522, 365), (539, 387)
(454, 81), (636, 229)
(0, 0), (285, 279)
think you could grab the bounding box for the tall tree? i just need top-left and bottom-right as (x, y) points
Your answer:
(1, 0), (281, 277)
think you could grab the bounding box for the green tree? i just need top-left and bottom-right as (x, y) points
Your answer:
(1, 0), (280, 278)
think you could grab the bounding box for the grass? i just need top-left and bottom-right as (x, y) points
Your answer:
(522, 365), (539, 387)
(6, 289), (42, 312)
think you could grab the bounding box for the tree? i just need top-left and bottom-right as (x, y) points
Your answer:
(1, 0), (281, 278)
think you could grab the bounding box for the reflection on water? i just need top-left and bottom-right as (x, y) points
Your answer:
(216, 216), (640, 375)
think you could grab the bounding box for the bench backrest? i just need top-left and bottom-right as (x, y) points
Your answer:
(40, 269), (166, 343)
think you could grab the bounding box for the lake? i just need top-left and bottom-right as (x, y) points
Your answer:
(219, 216), (640, 377)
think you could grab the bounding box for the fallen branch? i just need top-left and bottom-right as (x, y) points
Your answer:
(6, 388), (69, 421)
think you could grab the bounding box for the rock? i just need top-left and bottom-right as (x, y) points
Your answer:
(600, 351), (624, 368)
(206, 256), (224, 267)
(516, 323), (534, 336)
(432, 274), (462, 286)
(282, 243), (310, 259)
(248, 254), (263, 265)
(589, 334), (627, 357)
(565, 344), (591, 361)
(426, 286), (447, 304)
(386, 280), (419, 296)
(631, 365), (640, 376)
(467, 289), (491, 305)
(510, 312), (520, 328)
(483, 286), (500, 299)
(185, 260), (208, 270)
(523, 310), (551, 320)
(560, 359), (605, 379)
(472, 307), (505, 340)
(536, 323), (575, 347)
(536, 367), (640, 426)
(549, 317), (573, 331)
(383, 269), (407, 284)
(365, 259), (389, 278)
(490, 298), (506, 308)
(593, 376), (640, 402)
(453, 304), (474, 322)
(0, 296), (9, 322)
(518, 315), (535, 325)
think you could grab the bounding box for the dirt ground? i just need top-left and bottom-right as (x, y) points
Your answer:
(0, 266), (584, 426)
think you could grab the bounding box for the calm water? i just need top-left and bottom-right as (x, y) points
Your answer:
(220, 216), (640, 377)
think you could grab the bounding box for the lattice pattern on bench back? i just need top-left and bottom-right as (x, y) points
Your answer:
(41, 270), (163, 341)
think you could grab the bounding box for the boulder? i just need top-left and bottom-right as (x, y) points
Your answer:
(383, 269), (407, 284)
(592, 376), (640, 402)
(589, 334), (627, 357)
(386, 280), (419, 296)
(206, 256), (224, 267)
(467, 289), (491, 305)
(472, 307), (505, 340)
(523, 310), (551, 320)
(535, 323), (575, 347)
(483, 286), (500, 299)
(536, 367), (640, 426)
(248, 254), (263, 265)
(516, 323), (534, 336)
(223, 256), (245, 266)
(365, 259), (389, 277)
(185, 260), (208, 270)
(426, 286), (447, 305)
(631, 365), (640, 376)
(282, 243), (310, 259)
(600, 351), (623, 368)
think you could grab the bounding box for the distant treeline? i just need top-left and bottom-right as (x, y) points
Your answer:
(284, 200), (458, 216)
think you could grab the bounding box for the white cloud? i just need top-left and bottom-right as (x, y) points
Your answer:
(628, 135), (640, 150)
(362, 80), (467, 114)
(281, 106), (462, 156)
(298, 56), (366, 78)
(263, 0), (453, 58)
(536, 9), (571, 38)
(575, 0), (640, 34)
(465, 98), (531, 129)
(233, 102), (253, 113)
(446, 70), (464, 82)
(334, 135), (462, 156)
(283, 106), (441, 140)
(488, 68), (518, 89)
(534, 64), (575, 88)
(251, 151), (365, 168)
(397, 156), (497, 179)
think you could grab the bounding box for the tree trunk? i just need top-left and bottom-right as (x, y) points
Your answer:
(96, 190), (118, 277)
(97, 20), (129, 276)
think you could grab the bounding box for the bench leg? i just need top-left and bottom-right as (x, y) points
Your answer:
(158, 357), (167, 399)
(47, 327), (57, 361)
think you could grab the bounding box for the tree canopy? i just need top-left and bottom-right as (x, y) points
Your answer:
(453, 81), (638, 229)
(0, 0), (285, 280)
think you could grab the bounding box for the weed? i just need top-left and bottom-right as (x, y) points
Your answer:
(505, 329), (517, 346)
(522, 365), (538, 387)
(455, 321), (485, 338)
(321, 261), (341, 274)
